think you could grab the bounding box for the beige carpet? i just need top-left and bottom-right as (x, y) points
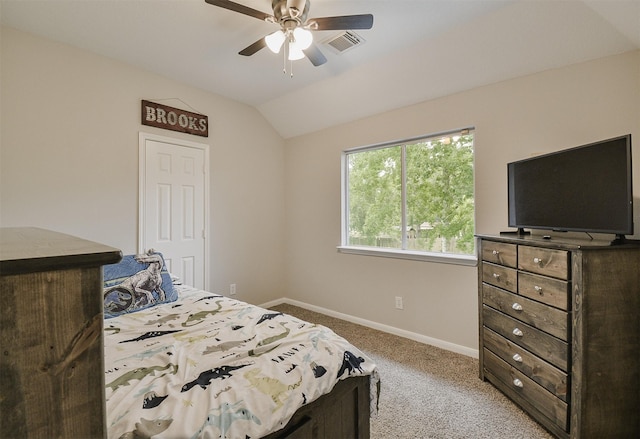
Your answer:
(270, 303), (554, 439)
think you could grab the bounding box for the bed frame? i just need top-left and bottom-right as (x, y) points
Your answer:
(263, 375), (371, 439)
(1, 228), (375, 438)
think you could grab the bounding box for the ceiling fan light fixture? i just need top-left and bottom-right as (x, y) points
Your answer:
(293, 27), (313, 50)
(288, 42), (305, 60)
(265, 30), (286, 53)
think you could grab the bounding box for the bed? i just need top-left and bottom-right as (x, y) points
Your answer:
(102, 253), (379, 439)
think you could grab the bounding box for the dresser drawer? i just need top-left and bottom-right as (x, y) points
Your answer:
(483, 305), (568, 371)
(518, 271), (570, 310)
(483, 328), (568, 401)
(484, 349), (568, 432)
(482, 262), (517, 293)
(481, 241), (517, 268)
(482, 284), (569, 340)
(518, 246), (569, 280)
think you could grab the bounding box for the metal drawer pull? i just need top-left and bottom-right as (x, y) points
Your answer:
(492, 273), (500, 279)
(533, 257), (543, 264)
(512, 303), (523, 311)
(513, 353), (523, 363)
(492, 250), (500, 255)
(534, 285), (543, 294)
(513, 378), (524, 388)
(512, 328), (524, 337)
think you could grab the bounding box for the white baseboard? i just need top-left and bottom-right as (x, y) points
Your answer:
(260, 297), (479, 359)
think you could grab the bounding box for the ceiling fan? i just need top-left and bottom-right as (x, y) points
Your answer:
(204, 0), (374, 67)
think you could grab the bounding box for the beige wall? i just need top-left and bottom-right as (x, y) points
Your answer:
(0, 26), (287, 305)
(284, 50), (640, 353)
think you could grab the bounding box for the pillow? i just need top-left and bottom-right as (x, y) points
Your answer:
(103, 252), (177, 319)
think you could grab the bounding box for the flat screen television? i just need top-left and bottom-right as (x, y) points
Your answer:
(507, 134), (633, 242)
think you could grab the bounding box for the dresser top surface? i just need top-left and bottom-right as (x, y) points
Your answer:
(476, 233), (640, 251)
(0, 227), (122, 275)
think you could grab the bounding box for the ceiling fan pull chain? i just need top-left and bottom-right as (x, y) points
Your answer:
(282, 48), (286, 75)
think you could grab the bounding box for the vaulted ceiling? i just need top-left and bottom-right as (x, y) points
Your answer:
(2, 0), (639, 138)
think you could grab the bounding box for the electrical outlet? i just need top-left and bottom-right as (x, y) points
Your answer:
(230, 283), (236, 295)
(395, 296), (403, 310)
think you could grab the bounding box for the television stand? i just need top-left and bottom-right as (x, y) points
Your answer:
(500, 228), (530, 236)
(611, 234), (627, 245)
(477, 234), (640, 438)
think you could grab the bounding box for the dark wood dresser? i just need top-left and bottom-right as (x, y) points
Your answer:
(0, 227), (122, 438)
(477, 234), (639, 438)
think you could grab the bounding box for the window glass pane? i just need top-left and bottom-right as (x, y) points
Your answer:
(347, 146), (402, 249)
(344, 131), (475, 258)
(405, 134), (475, 255)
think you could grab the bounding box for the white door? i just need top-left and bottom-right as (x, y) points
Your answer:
(139, 133), (209, 289)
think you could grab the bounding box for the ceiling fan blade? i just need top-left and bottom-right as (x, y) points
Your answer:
(204, 0), (272, 21)
(239, 37), (267, 56)
(310, 14), (373, 31)
(303, 44), (327, 67)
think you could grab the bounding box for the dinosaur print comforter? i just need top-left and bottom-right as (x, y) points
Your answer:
(104, 285), (379, 439)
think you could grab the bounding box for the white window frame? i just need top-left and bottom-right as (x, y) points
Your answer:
(338, 128), (477, 266)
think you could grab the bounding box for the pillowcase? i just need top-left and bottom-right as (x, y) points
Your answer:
(103, 252), (177, 319)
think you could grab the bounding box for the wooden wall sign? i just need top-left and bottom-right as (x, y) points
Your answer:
(141, 100), (208, 137)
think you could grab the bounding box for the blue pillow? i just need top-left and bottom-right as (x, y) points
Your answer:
(103, 252), (177, 318)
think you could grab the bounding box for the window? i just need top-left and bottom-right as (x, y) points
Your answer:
(340, 129), (475, 264)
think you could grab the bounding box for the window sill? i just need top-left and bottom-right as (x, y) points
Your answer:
(336, 246), (478, 266)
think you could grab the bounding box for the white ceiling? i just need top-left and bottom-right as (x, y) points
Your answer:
(1, 0), (639, 138)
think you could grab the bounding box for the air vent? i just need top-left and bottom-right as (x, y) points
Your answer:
(323, 30), (365, 54)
